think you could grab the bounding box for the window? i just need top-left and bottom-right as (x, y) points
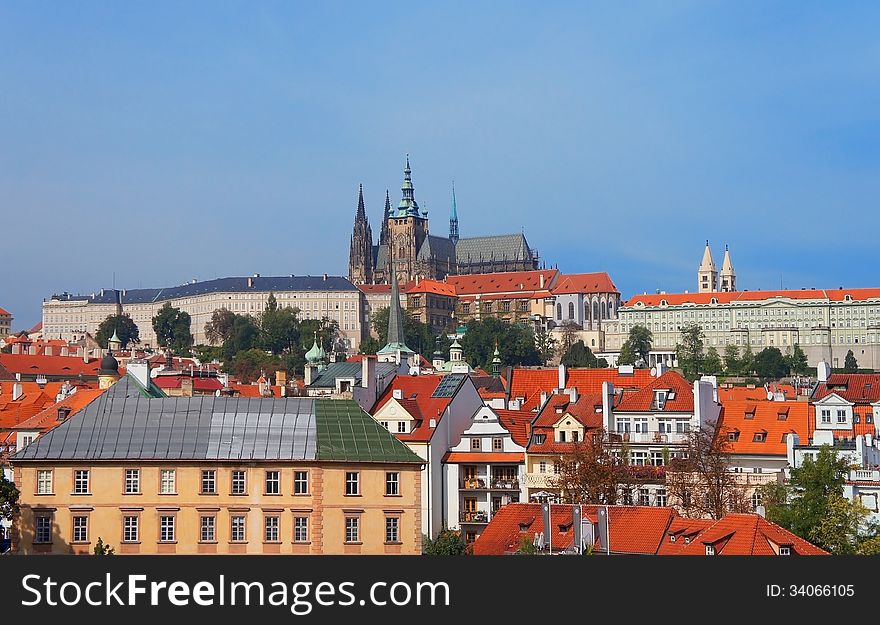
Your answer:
(200, 516), (216, 542)
(160, 469), (176, 494)
(655, 489), (667, 507)
(539, 461), (547, 474)
(123, 516), (139, 543)
(231, 470), (247, 495)
(35, 516), (52, 543)
(294, 471), (309, 495)
(837, 409), (847, 424)
(572, 430), (579, 442)
(345, 472), (360, 496)
(294, 516), (309, 543)
(568, 302), (575, 319)
(779, 546), (791, 556)
(471, 438), (482, 451)
(397, 421), (407, 433)
(492, 438), (503, 450)
(753, 432), (766, 443)
(159, 515), (175, 542)
(124, 469), (140, 494)
(74, 470), (90, 494)
(230, 516), (246, 542)
(751, 491), (762, 511)
(639, 489), (650, 506)
(37, 470), (53, 494)
(385, 517), (400, 543)
(385, 472), (399, 496)
(201, 470), (217, 494)
(72, 516), (88, 543)
(820, 409), (831, 424)
(705, 545), (716, 556)
(675, 421), (690, 434)
(559, 430), (567, 443)
(264, 516), (280, 542)
(345, 517), (360, 543)
(653, 390), (668, 410)
(20, 434), (34, 447)
(265, 471), (280, 495)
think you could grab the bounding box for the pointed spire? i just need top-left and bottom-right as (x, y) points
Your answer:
(721, 245), (734, 272)
(356, 184), (366, 220)
(449, 181), (459, 244)
(699, 241), (716, 271)
(378, 255), (412, 357)
(397, 154), (421, 217)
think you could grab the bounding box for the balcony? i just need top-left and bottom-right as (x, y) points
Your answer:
(609, 431), (689, 444)
(490, 479), (520, 491)
(851, 469), (880, 482)
(460, 511), (489, 524)
(524, 473), (555, 489)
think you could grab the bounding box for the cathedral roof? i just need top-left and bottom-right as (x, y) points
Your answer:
(417, 235), (456, 265)
(454, 233), (533, 265)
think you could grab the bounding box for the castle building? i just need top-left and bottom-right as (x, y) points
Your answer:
(348, 157), (540, 286)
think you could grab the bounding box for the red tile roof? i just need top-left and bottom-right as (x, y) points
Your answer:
(372, 375), (463, 442)
(12, 388), (105, 432)
(494, 409), (532, 447)
(0, 353), (102, 378)
(719, 401), (811, 456)
(551, 272), (619, 295)
(152, 375), (224, 392)
(532, 393), (604, 428)
(444, 452), (524, 463)
(615, 370), (695, 413)
(671, 514), (828, 555)
(508, 367), (653, 412)
(0, 308), (11, 316)
(0, 384), (58, 429)
(445, 269), (558, 296)
(406, 279), (456, 297)
(718, 384), (798, 402)
(626, 288), (880, 308)
(813, 374), (880, 404)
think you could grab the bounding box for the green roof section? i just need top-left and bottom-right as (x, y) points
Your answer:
(314, 399), (423, 464)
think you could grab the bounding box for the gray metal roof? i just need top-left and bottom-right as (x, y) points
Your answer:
(50, 275), (357, 305)
(11, 375), (420, 464)
(455, 234), (533, 264)
(417, 235), (456, 265)
(308, 361), (397, 389)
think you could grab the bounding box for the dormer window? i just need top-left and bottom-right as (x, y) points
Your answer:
(820, 409), (831, 424)
(533, 434), (546, 445)
(753, 431), (766, 443)
(684, 536), (691, 544)
(669, 535), (676, 543)
(705, 545), (715, 555)
(653, 390), (668, 410)
(779, 546), (791, 556)
(727, 430), (740, 442)
(744, 411), (755, 420)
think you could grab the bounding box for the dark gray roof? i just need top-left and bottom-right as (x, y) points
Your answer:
(417, 235), (456, 266)
(308, 361), (397, 389)
(374, 244), (389, 274)
(50, 275), (357, 304)
(455, 234), (533, 264)
(11, 375), (420, 464)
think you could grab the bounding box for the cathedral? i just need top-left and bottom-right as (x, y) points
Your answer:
(348, 157), (540, 285)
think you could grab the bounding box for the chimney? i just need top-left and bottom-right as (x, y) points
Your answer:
(44, 345), (53, 356)
(654, 362), (666, 377)
(126, 359), (150, 390)
(12, 382), (23, 401)
(275, 370), (287, 388)
(557, 363), (566, 390)
(11, 343), (20, 354)
(304, 364), (315, 386)
(83, 348), (89, 363)
(362, 356), (376, 390)
(602, 381), (615, 431)
(567, 387), (578, 404)
(755, 505), (766, 518)
(247, 277), (254, 288)
(539, 274), (545, 289)
(181, 378), (194, 397)
(539, 391), (548, 407)
(817, 360), (831, 383)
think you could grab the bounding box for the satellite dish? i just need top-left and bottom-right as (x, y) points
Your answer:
(650, 367), (657, 376)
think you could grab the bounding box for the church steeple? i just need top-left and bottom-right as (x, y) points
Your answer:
(698, 240), (718, 293)
(449, 181), (459, 244)
(719, 244), (736, 292)
(396, 154), (421, 218)
(380, 189), (391, 245)
(377, 251), (413, 364)
(348, 184), (374, 285)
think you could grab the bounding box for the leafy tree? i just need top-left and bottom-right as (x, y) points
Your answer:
(620, 325), (653, 366)
(552, 431), (630, 505)
(220, 315), (261, 363)
(702, 346), (723, 375)
(616, 341), (636, 366)
(230, 348), (282, 384)
(422, 529), (468, 555)
(558, 321), (582, 356)
(534, 328), (558, 365)
(93, 537), (115, 555)
(369, 307), (434, 354)
(761, 446), (853, 552)
(460, 318), (541, 371)
(0, 471), (20, 526)
(204, 308), (236, 345)
(358, 336), (382, 355)
(752, 347), (790, 381)
(809, 493), (871, 555)
(786, 344), (810, 376)
(723, 344), (741, 374)
(260, 302), (301, 356)
(740, 342), (755, 376)
(516, 534), (539, 555)
(95, 314), (139, 349)
(596, 357), (609, 368)
(844, 350), (859, 373)
(152, 302), (193, 354)
(300, 317), (340, 354)
(561, 340), (598, 368)
(192, 344), (223, 364)
(675, 323), (705, 380)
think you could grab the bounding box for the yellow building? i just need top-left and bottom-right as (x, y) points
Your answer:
(11, 375), (423, 555)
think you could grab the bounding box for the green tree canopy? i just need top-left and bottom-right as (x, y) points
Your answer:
(93, 537), (115, 555)
(460, 318), (541, 371)
(0, 470), (20, 525)
(561, 340), (598, 368)
(230, 348), (283, 384)
(204, 308), (236, 345)
(844, 349), (859, 373)
(702, 346), (723, 375)
(95, 314), (139, 349)
(152, 302), (194, 354)
(422, 529), (468, 555)
(723, 344), (741, 374)
(368, 306), (439, 356)
(675, 323), (705, 380)
(260, 300), (302, 356)
(740, 342), (755, 376)
(786, 344), (810, 376)
(752, 347), (790, 380)
(616, 341), (636, 366)
(534, 327), (557, 365)
(620, 324), (653, 366)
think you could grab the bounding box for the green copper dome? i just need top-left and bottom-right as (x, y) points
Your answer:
(305, 334), (322, 364)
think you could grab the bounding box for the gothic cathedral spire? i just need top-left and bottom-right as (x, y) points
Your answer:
(449, 181), (459, 244)
(348, 184), (374, 285)
(380, 189), (391, 246)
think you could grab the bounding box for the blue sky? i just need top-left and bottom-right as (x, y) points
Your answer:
(2, 2), (879, 329)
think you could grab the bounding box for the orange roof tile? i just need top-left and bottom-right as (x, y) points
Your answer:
(372, 375), (464, 442)
(405, 279), (456, 297)
(615, 370), (695, 413)
(719, 401), (811, 456)
(626, 288), (880, 308)
(508, 367), (653, 412)
(494, 409), (532, 447)
(444, 452), (524, 463)
(445, 269), (558, 296)
(0, 353), (102, 378)
(357, 284), (392, 294)
(673, 514), (828, 555)
(814, 374), (880, 404)
(718, 384), (798, 402)
(13, 389), (105, 432)
(551, 272), (619, 295)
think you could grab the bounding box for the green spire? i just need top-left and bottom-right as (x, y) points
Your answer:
(305, 332), (322, 364)
(378, 262), (412, 356)
(396, 154), (421, 218)
(492, 342), (501, 377)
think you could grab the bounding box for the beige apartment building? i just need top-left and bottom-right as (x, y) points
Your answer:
(11, 375), (423, 555)
(42, 275), (365, 353)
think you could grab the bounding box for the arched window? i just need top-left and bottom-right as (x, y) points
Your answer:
(585, 302), (591, 321)
(568, 302), (575, 319)
(593, 301), (600, 321)
(601, 301), (607, 319)
(591, 339), (596, 347)
(608, 300), (614, 317)
(556, 303), (562, 320)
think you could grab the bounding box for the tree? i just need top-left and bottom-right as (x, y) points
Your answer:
(809, 493), (871, 555)
(665, 420), (748, 519)
(723, 344), (741, 375)
(230, 348), (282, 384)
(204, 308), (236, 345)
(616, 341), (636, 366)
(260, 301), (301, 356)
(0, 471), (20, 527)
(761, 446), (852, 552)
(460, 318), (541, 371)
(516, 534), (539, 555)
(152, 303), (194, 354)
(95, 314), (139, 349)
(558, 321), (581, 356)
(844, 350), (859, 373)
(358, 336), (382, 355)
(534, 328), (558, 366)
(551, 431), (629, 505)
(675, 323), (705, 380)
(561, 340), (598, 368)
(93, 537), (115, 555)
(220, 315), (261, 363)
(368, 307), (437, 355)
(786, 344), (810, 376)
(740, 342), (755, 376)
(620, 325), (653, 366)
(703, 346), (723, 375)
(422, 529), (468, 555)
(300, 317), (340, 354)
(752, 347), (789, 381)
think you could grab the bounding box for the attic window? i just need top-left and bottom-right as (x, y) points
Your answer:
(779, 546), (791, 556)
(727, 431), (740, 442)
(705, 545), (715, 556)
(753, 431), (766, 443)
(854, 414), (860, 424)
(653, 390), (668, 411)
(744, 411), (755, 420)
(777, 410), (788, 421)
(534, 434), (546, 444)
(57, 407), (71, 421)
(555, 407), (563, 414)
(669, 535), (676, 543)
(684, 536), (691, 544)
